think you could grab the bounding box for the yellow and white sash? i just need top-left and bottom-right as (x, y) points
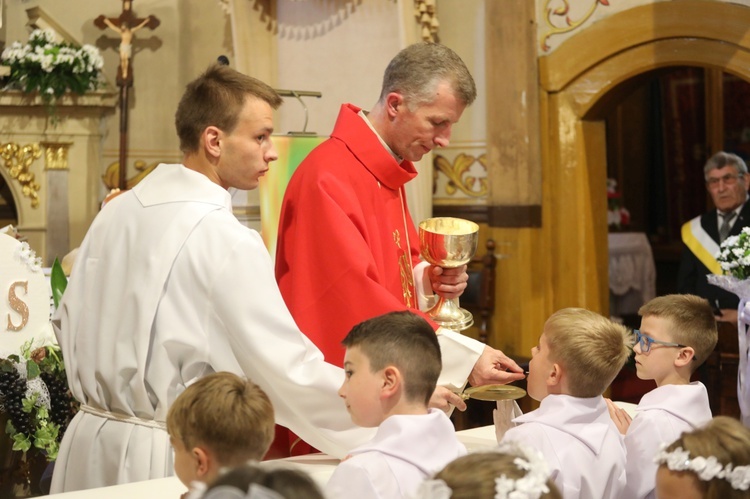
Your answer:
(681, 216), (723, 275)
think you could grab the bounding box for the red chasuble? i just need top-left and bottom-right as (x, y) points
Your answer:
(275, 103), (437, 367)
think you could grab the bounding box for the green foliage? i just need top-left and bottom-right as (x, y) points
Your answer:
(50, 258), (68, 309)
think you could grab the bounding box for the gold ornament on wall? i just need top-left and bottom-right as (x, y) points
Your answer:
(433, 153), (488, 198)
(414, 0), (439, 42)
(0, 143), (42, 208)
(40, 142), (73, 170)
(541, 0), (610, 52)
(102, 159), (158, 190)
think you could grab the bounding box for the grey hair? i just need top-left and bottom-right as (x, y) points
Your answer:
(704, 151), (748, 179)
(378, 42), (476, 109)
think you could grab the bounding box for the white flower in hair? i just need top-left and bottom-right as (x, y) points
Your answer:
(494, 476), (514, 497)
(413, 477), (451, 499)
(414, 443), (552, 499)
(696, 456), (723, 481)
(662, 447), (689, 470)
(728, 465), (750, 490)
(493, 443), (551, 499)
(655, 445), (750, 491)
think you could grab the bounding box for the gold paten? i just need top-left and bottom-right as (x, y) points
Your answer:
(460, 384), (527, 402)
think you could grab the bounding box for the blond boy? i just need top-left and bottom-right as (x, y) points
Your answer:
(325, 311), (467, 499)
(496, 308), (632, 499)
(166, 372), (275, 495)
(606, 294), (717, 499)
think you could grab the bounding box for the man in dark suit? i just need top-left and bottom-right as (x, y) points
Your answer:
(678, 151), (750, 325)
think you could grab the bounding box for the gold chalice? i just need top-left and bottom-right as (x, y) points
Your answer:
(418, 217), (479, 331)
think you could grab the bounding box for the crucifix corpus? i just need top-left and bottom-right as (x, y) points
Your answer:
(94, 0), (160, 190)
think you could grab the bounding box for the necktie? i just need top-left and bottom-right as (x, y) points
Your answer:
(719, 212), (736, 242)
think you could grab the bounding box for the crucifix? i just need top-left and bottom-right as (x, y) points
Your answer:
(94, 0), (160, 190)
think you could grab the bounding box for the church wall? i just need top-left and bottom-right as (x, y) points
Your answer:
(1, 0), (231, 252)
(275, 1), (400, 136)
(226, 0), (405, 229)
(535, 0), (750, 54)
(1, 0), (489, 241)
(431, 1), (488, 210)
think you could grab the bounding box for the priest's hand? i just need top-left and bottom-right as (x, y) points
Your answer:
(469, 346), (525, 386)
(429, 385), (467, 413)
(427, 264), (468, 299)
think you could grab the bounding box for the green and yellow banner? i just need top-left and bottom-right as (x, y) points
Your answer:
(260, 136), (325, 257)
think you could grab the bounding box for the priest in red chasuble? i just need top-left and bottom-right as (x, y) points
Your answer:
(275, 42), (524, 454)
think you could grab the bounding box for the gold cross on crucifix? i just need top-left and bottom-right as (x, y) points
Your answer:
(94, 0), (160, 86)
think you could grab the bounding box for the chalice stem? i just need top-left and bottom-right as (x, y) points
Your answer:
(427, 296), (474, 331)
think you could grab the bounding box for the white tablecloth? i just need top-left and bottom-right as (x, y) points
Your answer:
(49, 404), (641, 499)
(608, 232), (656, 317)
(50, 425), (501, 498)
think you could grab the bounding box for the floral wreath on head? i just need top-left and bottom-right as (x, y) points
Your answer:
(415, 443), (552, 499)
(654, 445), (750, 491)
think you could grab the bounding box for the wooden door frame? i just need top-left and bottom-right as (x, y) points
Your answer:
(538, 0), (750, 315)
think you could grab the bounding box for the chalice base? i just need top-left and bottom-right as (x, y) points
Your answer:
(427, 297), (474, 331)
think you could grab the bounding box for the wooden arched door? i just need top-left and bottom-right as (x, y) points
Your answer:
(539, 0), (750, 316)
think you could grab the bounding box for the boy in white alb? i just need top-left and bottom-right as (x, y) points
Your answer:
(606, 294), (717, 499)
(326, 311), (466, 499)
(494, 308), (632, 499)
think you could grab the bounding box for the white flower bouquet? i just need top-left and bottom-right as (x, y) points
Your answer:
(709, 225), (750, 427)
(710, 226), (750, 294)
(0, 29), (104, 114)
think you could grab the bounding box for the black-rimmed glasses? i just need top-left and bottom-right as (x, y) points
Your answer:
(633, 329), (687, 354)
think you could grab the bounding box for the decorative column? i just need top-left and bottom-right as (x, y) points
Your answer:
(40, 142), (72, 265)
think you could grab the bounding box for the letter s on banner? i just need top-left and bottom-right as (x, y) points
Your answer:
(7, 281), (29, 332)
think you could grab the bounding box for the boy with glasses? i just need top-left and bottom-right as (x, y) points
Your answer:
(606, 294), (718, 499)
(494, 308), (632, 498)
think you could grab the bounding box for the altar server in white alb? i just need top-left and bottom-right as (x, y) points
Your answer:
(51, 64), (489, 493)
(326, 311), (467, 499)
(494, 308), (631, 499)
(606, 294), (716, 499)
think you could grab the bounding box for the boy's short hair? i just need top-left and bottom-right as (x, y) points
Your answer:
(342, 311), (441, 406)
(175, 63), (283, 154)
(544, 308), (633, 398)
(638, 294), (718, 368)
(166, 372), (274, 465)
